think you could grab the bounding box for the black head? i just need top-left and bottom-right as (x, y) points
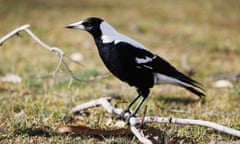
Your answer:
(66, 17), (104, 38)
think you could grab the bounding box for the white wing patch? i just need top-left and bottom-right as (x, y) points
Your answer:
(135, 56), (156, 64)
(153, 73), (191, 87)
(100, 21), (147, 49)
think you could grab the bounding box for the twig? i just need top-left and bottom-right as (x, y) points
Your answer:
(0, 24), (108, 84)
(52, 52), (64, 78)
(130, 126), (152, 144)
(141, 105), (148, 126)
(130, 117), (240, 137)
(71, 97), (122, 114)
(0, 24), (30, 45)
(71, 97), (240, 144)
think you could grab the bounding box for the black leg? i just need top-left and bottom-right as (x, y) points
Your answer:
(131, 96), (147, 116)
(121, 89), (150, 122)
(120, 94), (141, 119)
(126, 94), (142, 110)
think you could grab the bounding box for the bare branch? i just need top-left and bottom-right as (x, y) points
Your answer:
(0, 25), (107, 84)
(130, 117), (240, 138)
(71, 97), (122, 114)
(52, 53), (64, 78)
(71, 97), (240, 143)
(0, 24), (30, 45)
(130, 126), (152, 144)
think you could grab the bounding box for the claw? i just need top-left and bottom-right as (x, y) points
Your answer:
(120, 109), (136, 123)
(120, 109), (130, 119)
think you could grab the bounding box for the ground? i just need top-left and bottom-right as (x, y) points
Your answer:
(0, 0), (239, 143)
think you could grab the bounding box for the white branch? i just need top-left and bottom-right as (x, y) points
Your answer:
(71, 97), (122, 114)
(130, 126), (153, 144)
(0, 24), (30, 45)
(71, 97), (240, 144)
(0, 24), (107, 84)
(130, 117), (240, 138)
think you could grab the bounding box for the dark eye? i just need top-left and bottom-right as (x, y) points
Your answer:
(84, 22), (92, 27)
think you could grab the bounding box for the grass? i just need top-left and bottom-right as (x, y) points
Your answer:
(0, 0), (240, 143)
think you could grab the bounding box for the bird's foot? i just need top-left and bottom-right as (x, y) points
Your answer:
(120, 109), (135, 124)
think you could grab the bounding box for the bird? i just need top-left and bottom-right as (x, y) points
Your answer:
(66, 17), (205, 121)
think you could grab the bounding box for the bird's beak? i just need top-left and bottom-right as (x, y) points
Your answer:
(65, 21), (85, 29)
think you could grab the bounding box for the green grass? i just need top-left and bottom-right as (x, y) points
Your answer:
(0, 0), (240, 143)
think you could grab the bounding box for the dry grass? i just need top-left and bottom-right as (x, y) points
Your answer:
(0, 0), (240, 143)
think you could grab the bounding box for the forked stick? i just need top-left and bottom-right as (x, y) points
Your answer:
(71, 97), (240, 144)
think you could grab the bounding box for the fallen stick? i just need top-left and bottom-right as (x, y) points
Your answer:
(71, 97), (240, 144)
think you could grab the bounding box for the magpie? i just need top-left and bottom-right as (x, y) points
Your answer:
(66, 17), (205, 121)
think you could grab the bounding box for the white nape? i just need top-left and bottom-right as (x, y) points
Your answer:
(100, 21), (147, 49)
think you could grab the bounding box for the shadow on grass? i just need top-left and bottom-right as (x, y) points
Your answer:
(7, 125), (238, 143)
(11, 126), (196, 144)
(155, 96), (201, 105)
(5, 126), (133, 141)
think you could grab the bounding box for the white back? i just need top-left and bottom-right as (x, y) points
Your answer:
(100, 21), (147, 49)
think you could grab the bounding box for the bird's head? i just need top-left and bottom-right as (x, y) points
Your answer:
(66, 17), (104, 38)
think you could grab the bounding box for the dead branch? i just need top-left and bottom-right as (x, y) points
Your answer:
(0, 25), (108, 85)
(0, 24), (30, 45)
(71, 97), (240, 144)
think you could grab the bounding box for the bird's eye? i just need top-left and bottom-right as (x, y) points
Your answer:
(84, 22), (92, 27)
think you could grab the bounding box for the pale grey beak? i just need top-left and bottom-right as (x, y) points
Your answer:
(65, 21), (85, 29)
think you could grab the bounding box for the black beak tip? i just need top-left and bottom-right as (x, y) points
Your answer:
(65, 25), (74, 29)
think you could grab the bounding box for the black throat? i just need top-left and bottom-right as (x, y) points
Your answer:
(89, 30), (102, 39)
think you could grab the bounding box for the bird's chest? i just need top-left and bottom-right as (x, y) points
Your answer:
(95, 40), (154, 89)
(96, 42), (121, 73)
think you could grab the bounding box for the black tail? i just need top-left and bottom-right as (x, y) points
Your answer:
(175, 71), (205, 97)
(151, 55), (205, 97)
(181, 85), (205, 97)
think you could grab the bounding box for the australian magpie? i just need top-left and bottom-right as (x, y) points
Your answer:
(66, 17), (205, 121)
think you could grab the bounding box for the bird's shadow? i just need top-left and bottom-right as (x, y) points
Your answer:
(153, 95), (201, 105)
(12, 125), (197, 144)
(5, 124), (237, 144)
(5, 126), (193, 144)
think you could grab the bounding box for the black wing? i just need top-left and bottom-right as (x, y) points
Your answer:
(120, 43), (206, 97)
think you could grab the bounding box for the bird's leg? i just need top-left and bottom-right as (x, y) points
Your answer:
(121, 89), (149, 123)
(120, 94), (141, 120)
(131, 96), (147, 117)
(123, 96), (147, 123)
